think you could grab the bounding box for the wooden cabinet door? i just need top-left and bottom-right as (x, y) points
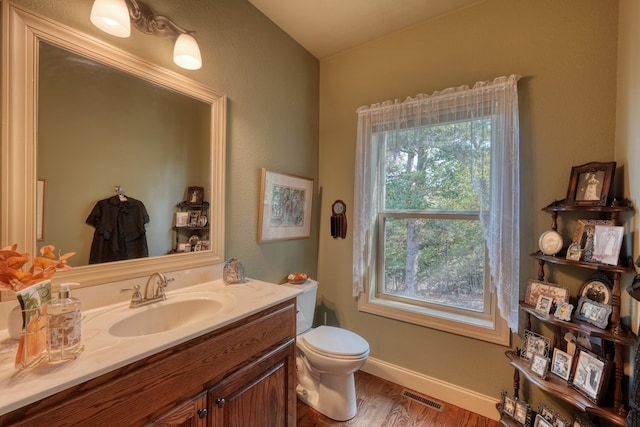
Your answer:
(209, 341), (296, 427)
(150, 393), (208, 427)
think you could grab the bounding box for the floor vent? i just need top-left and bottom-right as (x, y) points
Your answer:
(401, 389), (444, 412)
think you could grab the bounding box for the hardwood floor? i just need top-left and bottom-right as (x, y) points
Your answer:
(296, 371), (500, 427)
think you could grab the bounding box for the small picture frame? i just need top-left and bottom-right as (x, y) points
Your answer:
(525, 279), (570, 307)
(513, 399), (533, 426)
(565, 242), (582, 261)
(592, 225), (624, 265)
(573, 219), (614, 262)
(178, 243), (191, 252)
(500, 390), (516, 417)
(535, 294), (554, 314)
(551, 347), (573, 381)
(574, 296), (612, 329)
(565, 161), (616, 207)
(578, 276), (612, 305)
(530, 353), (550, 379)
(533, 414), (553, 427)
(187, 186), (204, 205)
(520, 329), (550, 361)
(175, 211), (189, 227)
(573, 413), (597, 427)
(568, 347), (612, 404)
(537, 403), (555, 423)
(554, 302), (574, 321)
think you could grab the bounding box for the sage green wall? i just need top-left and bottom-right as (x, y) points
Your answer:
(318, 0), (619, 400)
(8, 0), (320, 282)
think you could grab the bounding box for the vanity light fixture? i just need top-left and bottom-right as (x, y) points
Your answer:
(90, 0), (202, 70)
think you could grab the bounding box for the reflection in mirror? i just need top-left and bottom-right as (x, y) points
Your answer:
(38, 41), (210, 266)
(1, 3), (226, 296)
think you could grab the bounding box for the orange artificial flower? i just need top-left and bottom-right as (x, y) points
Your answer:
(0, 244), (75, 292)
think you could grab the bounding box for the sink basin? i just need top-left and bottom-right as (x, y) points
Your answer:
(106, 293), (233, 338)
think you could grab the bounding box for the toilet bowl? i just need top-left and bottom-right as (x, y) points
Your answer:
(284, 281), (370, 421)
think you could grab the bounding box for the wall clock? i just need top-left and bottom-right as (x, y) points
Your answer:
(331, 200), (347, 239)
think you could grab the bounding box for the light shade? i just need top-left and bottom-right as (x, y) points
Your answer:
(90, 0), (131, 38)
(173, 33), (202, 70)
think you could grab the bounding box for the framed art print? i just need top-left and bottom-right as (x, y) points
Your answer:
(258, 169), (314, 242)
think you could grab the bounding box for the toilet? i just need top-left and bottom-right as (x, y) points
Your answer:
(285, 280), (370, 421)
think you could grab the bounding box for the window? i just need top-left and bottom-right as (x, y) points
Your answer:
(353, 76), (520, 344)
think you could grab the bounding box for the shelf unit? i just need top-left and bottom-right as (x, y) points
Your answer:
(171, 201), (210, 253)
(503, 200), (635, 427)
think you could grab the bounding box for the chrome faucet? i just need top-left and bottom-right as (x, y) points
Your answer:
(121, 272), (174, 308)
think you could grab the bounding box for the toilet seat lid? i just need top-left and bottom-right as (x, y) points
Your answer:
(301, 325), (369, 357)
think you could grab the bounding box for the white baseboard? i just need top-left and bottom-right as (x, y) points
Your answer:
(361, 357), (500, 421)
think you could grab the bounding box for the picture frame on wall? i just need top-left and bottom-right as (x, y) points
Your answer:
(565, 161), (616, 206)
(258, 168), (314, 243)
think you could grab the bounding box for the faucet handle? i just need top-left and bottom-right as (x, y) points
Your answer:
(121, 285), (143, 305)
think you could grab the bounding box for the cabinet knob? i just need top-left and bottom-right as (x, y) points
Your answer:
(216, 398), (226, 408)
(197, 408), (208, 419)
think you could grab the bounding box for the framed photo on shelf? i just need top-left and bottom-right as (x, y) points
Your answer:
(568, 347), (613, 405)
(572, 413), (597, 427)
(499, 390), (516, 418)
(578, 276), (612, 305)
(574, 297), (612, 329)
(513, 399), (532, 426)
(258, 168), (314, 243)
(187, 186), (204, 205)
(564, 161), (616, 206)
(550, 347), (573, 381)
(525, 279), (570, 307)
(175, 211), (189, 227)
(553, 302), (574, 321)
(530, 353), (550, 379)
(535, 294), (554, 314)
(520, 329), (550, 361)
(591, 225), (624, 265)
(573, 219), (614, 262)
(533, 414), (553, 427)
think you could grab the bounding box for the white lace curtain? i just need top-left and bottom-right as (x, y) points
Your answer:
(353, 75), (521, 332)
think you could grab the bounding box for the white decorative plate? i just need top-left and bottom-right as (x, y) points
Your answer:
(538, 230), (563, 255)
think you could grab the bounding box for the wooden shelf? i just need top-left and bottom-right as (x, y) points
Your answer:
(530, 252), (633, 274)
(542, 199), (633, 214)
(519, 303), (636, 346)
(506, 351), (627, 426)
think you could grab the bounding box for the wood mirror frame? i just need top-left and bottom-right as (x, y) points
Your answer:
(1, 2), (226, 296)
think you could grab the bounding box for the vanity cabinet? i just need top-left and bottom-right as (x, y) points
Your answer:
(150, 393), (208, 427)
(500, 200), (635, 426)
(0, 299), (297, 427)
(208, 342), (292, 426)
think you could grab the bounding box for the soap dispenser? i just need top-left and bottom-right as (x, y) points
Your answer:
(47, 283), (83, 361)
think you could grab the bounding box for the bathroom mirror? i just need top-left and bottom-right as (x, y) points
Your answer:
(1, 3), (226, 294)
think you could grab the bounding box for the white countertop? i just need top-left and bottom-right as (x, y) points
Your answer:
(0, 278), (301, 415)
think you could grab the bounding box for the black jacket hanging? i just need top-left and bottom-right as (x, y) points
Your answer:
(86, 195), (150, 264)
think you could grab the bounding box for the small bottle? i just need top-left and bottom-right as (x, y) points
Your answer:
(47, 283), (83, 362)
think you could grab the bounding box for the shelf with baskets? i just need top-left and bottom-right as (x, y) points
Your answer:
(502, 199), (635, 427)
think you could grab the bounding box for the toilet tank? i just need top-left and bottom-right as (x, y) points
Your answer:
(284, 280), (318, 334)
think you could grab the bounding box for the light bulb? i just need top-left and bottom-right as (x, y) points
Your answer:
(173, 33), (202, 70)
(90, 0), (131, 38)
